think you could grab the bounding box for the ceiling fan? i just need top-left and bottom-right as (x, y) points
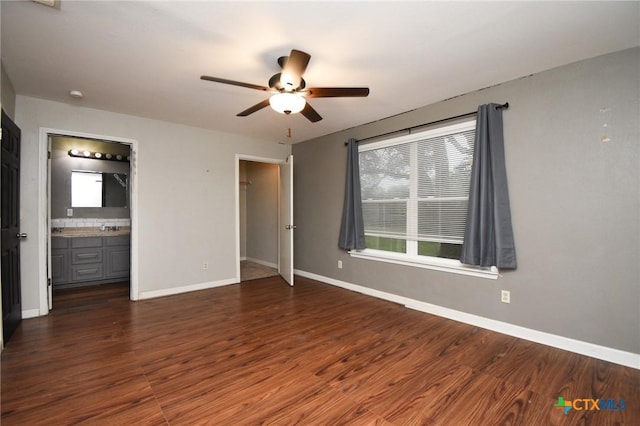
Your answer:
(200, 49), (369, 123)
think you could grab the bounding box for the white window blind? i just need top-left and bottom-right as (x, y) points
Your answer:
(359, 120), (476, 253)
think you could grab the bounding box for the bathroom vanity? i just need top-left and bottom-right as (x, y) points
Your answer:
(51, 230), (130, 288)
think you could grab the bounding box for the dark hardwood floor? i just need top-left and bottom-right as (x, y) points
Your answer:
(2, 277), (638, 425)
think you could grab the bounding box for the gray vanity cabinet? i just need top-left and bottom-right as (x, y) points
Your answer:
(52, 235), (130, 287)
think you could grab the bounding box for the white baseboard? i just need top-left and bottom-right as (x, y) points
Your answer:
(138, 278), (238, 300)
(22, 309), (41, 319)
(245, 257), (278, 269)
(294, 269), (640, 370)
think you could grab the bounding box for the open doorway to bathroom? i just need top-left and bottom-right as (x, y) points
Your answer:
(49, 136), (132, 307)
(239, 160), (280, 281)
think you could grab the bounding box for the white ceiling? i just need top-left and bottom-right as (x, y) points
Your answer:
(2, 1), (638, 144)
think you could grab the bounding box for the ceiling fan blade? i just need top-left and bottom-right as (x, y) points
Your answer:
(201, 75), (270, 92)
(237, 99), (271, 117)
(280, 49), (311, 90)
(304, 87), (370, 98)
(300, 102), (322, 122)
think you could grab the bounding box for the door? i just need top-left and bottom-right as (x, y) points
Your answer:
(1, 110), (23, 343)
(278, 155), (294, 286)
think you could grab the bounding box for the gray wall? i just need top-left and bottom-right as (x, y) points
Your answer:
(245, 161), (278, 265)
(292, 47), (639, 354)
(51, 136), (130, 219)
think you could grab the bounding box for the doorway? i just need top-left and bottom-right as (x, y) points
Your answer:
(37, 128), (138, 315)
(49, 136), (132, 307)
(239, 160), (279, 281)
(236, 155), (294, 286)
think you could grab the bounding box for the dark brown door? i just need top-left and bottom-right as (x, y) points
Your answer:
(2, 109), (23, 344)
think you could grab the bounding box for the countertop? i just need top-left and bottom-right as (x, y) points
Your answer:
(52, 227), (131, 238)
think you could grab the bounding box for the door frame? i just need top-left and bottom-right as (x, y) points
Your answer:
(38, 128), (139, 314)
(235, 154), (290, 283)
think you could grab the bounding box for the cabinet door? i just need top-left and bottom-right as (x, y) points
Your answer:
(51, 250), (70, 285)
(105, 247), (130, 279)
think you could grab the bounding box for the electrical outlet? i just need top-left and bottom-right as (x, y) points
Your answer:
(67, 208), (73, 217)
(337, 260), (343, 269)
(202, 262), (209, 270)
(501, 290), (510, 304)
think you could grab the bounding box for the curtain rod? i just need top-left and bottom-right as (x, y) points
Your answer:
(345, 102), (509, 146)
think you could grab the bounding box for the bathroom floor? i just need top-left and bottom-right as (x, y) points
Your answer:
(53, 282), (129, 310)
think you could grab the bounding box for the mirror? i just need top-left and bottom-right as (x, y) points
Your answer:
(71, 170), (128, 208)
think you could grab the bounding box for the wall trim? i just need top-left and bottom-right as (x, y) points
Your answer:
(22, 309), (41, 319)
(138, 278), (238, 300)
(294, 269), (640, 370)
(245, 257), (278, 269)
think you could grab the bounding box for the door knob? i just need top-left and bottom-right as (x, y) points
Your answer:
(17, 233), (28, 240)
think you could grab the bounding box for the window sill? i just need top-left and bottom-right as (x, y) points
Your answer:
(348, 249), (499, 280)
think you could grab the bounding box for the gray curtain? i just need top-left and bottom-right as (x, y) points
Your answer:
(338, 139), (366, 250)
(460, 104), (517, 268)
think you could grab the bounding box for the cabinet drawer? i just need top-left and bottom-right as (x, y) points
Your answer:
(71, 237), (103, 249)
(105, 235), (130, 247)
(71, 264), (104, 282)
(51, 237), (70, 249)
(71, 248), (103, 265)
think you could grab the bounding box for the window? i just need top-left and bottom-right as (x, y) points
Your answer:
(354, 120), (495, 278)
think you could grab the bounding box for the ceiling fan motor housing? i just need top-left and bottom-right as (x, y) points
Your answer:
(269, 72), (306, 92)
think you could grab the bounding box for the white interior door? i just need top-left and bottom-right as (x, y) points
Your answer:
(278, 155), (294, 286)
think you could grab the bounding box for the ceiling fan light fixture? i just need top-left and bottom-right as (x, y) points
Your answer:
(269, 93), (306, 115)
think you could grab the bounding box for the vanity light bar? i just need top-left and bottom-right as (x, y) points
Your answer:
(68, 149), (130, 162)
